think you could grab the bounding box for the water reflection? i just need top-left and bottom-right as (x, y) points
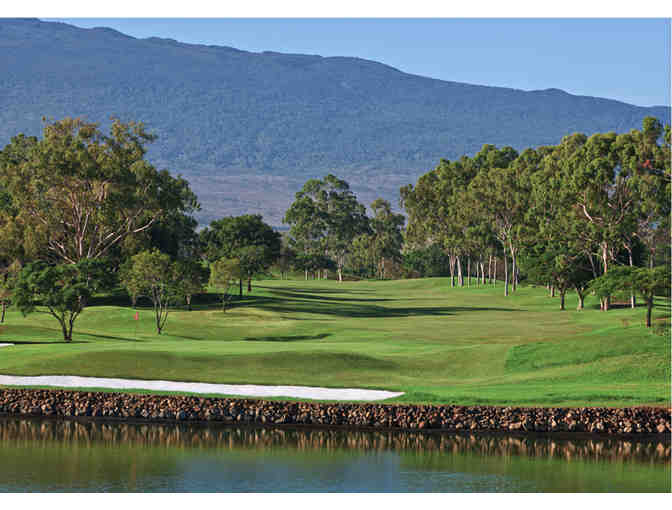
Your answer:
(1, 417), (669, 492)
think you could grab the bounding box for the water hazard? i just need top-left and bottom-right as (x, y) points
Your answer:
(0, 416), (669, 492)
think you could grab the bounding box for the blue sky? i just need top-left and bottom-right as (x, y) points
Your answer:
(50, 18), (671, 107)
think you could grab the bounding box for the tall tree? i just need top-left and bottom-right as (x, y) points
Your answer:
(285, 175), (369, 282)
(0, 118), (198, 264)
(368, 199), (405, 279)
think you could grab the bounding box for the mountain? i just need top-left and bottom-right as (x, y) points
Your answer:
(1, 18), (669, 225)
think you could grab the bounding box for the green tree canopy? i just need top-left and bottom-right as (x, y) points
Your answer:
(199, 214), (281, 295)
(174, 258), (210, 311)
(209, 257), (241, 311)
(284, 174), (369, 282)
(0, 117), (198, 264)
(121, 249), (179, 334)
(13, 259), (111, 341)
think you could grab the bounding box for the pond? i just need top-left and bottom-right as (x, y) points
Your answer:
(0, 417), (669, 492)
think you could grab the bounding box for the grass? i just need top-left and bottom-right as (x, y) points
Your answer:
(0, 277), (669, 407)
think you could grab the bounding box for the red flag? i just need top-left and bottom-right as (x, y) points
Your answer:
(134, 311), (139, 321)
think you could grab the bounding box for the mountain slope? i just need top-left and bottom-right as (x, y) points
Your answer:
(1, 18), (669, 224)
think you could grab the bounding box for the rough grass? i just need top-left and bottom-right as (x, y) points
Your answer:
(0, 277), (669, 407)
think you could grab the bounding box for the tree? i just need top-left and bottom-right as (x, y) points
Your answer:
(468, 164), (526, 296)
(284, 175), (369, 282)
(174, 258), (209, 310)
(209, 258), (241, 311)
(13, 259), (111, 342)
(522, 248), (593, 310)
(238, 245), (270, 292)
(369, 199), (405, 279)
(590, 265), (670, 327)
(0, 260), (21, 322)
(401, 244), (452, 278)
(401, 145), (518, 289)
(121, 250), (179, 334)
(631, 266), (671, 328)
(275, 243), (296, 280)
(200, 214), (281, 296)
(0, 117), (198, 264)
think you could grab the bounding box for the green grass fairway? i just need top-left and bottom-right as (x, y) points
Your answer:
(0, 278), (669, 407)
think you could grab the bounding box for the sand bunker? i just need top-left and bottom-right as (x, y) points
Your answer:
(0, 374), (403, 401)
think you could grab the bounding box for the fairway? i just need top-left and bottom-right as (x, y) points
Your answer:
(0, 278), (669, 407)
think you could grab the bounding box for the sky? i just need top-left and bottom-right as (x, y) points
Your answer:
(47, 18), (671, 107)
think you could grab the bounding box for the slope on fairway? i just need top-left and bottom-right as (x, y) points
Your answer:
(0, 278), (669, 407)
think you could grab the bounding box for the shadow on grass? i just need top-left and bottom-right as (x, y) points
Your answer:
(80, 332), (144, 343)
(259, 285), (377, 295)
(7, 340), (89, 345)
(243, 333), (331, 342)
(222, 294), (518, 319)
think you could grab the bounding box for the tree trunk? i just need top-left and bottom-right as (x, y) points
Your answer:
(186, 295), (192, 311)
(493, 257), (497, 286)
(510, 245), (517, 292)
(551, 286), (556, 297)
(1, 301), (5, 323)
(449, 255), (456, 287)
(305, 269), (308, 281)
(646, 296), (653, 327)
(487, 255), (492, 285)
(588, 253), (598, 278)
(60, 320), (72, 342)
(467, 257), (471, 287)
(248, 278), (252, 292)
(503, 252), (509, 296)
(457, 256), (463, 287)
(480, 261), (485, 285)
(602, 297), (610, 311)
(601, 242), (611, 311)
(239, 278), (243, 298)
(337, 267), (343, 282)
(575, 287), (585, 310)
(628, 249), (636, 308)
(560, 291), (566, 310)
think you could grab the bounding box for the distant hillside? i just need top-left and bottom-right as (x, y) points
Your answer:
(1, 18), (669, 225)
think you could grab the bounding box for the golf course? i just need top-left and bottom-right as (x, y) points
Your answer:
(0, 277), (669, 408)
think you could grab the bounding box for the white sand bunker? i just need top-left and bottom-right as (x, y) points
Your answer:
(0, 344), (13, 348)
(0, 374), (403, 401)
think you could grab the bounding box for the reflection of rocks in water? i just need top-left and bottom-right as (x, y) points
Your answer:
(1, 389), (670, 436)
(0, 417), (668, 466)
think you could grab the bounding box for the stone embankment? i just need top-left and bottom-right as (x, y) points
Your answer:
(0, 388), (669, 436)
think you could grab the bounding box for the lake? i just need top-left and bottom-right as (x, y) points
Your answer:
(0, 416), (669, 492)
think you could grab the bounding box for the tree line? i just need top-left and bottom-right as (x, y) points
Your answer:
(0, 118), (406, 340)
(0, 116), (669, 341)
(401, 117), (670, 325)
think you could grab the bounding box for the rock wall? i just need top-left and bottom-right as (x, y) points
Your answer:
(0, 389), (669, 436)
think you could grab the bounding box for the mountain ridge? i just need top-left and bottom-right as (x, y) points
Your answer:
(0, 18), (669, 225)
